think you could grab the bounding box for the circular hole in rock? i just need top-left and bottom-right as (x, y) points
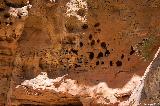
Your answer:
(80, 42), (83, 47)
(94, 22), (100, 27)
(97, 29), (101, 32)
(110, 61), (113, 66)
(89, 34), (92, 40)
(91, 40), (95, 46)
(97, 52), (103, 58)
(121, 54), (124, 59)
(88, 52), (94, 60)
(82, 24), (88, 29)
(97, 39), (100, 43)
(101, 61), (104, 64)
(105, 50), (110, 57)
(116, 60), (122, 67)
(101, 42), (107, 49)
(130, 46), (135, 55)
(96, 61), (99, 65)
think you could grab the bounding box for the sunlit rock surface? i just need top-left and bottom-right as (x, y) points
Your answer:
(0, 0), (160, 105)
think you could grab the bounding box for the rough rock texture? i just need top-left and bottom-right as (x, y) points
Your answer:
(0, 0), (160, 105)
(140, 49), (160, 105)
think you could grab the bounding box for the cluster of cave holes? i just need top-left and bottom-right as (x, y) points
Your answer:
(77, 22), (113, 68)
(63, 22), (137, 69)
(65, 20), (101, 34)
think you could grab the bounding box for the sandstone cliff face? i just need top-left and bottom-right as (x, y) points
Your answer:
(0, 0), (160, 105)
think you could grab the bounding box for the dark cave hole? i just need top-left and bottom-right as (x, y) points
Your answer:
(105, 50), (110, 57)
(96, 61), (99, 65)
(0, 8), (5, 12)
(71, 49), (78, 55)
(77, 58), (83, 63)
(63, 50), (68, 54)
(130, 46), (135, 55)
(101, 42), (107, 49)
(88, 52), (94, 60)
(116, 60), (122, 67)
(97, 52), (103, 58)
(0, 8), (5, 11)
(85, 61), (88, 64)
(89, 34), (93, 40)
(101, 61), (104, 64)
(97, 39), (100, 43)
(110, 61), (113, 66)
(81, 24), (88, 29)
(4, 22), (8, 25)
(97, 29), (101, 32)
(9, 22), (13, 25)
(121, 54), (124, 59)
(91, 40), (95, 46)
(94, 22), (100, 27)
(79, 42), (83, 47)
(18, 15), (22, 19)
(75, 64), (81, 68)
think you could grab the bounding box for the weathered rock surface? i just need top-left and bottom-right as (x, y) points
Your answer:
(140, 49), (160, 105)
(0, 0), (160, 105)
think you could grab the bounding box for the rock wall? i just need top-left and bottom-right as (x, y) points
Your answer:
(0, 0), (160, 105)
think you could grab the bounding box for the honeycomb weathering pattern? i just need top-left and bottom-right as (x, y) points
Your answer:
(0, 0), (160, 105)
